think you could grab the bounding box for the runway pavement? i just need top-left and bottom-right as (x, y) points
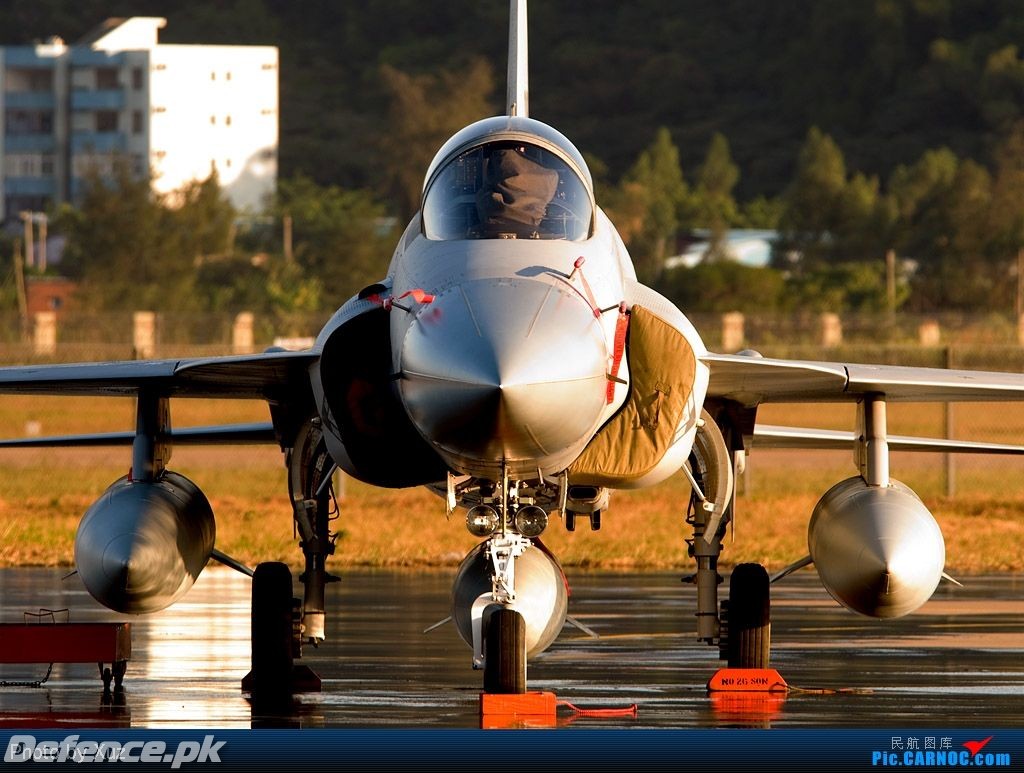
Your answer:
(0, 567), (1021, 728)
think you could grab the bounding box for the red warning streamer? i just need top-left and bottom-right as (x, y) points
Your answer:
(557, 699), (639, 718)
(606, 303), (629, 403)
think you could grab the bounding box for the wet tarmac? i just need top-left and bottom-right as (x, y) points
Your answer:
(0, 567), (1022, 728)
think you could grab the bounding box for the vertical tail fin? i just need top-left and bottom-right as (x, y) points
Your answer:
(506, 0), (529, 117)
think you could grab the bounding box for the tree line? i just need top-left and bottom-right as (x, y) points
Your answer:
(6, 1), (1024, 316)
(7, 108), (1022, 320)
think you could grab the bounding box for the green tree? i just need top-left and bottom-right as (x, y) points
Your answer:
(607, 127), (690, 283)
(779, 127), (895, 276)
(692, 133), (740, 261)
(56, 161), (201, 311)
(788, 262), (907, 313)
(989, 122), (1024, 266)
(778, 127), (849, 271)
(275, 175), (395, 307)
(740, 195), (783, 229)
(378, 58), (495, 220)
(659, 262), (786, 313)
(173, 173), (237, 267)
(888, 147), (998, 310)
(887, 147), (960, 264)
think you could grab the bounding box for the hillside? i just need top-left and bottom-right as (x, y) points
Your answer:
(5, 1), (1024, 201)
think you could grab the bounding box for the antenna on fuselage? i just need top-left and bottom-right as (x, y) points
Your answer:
(507, 0), (528, 117)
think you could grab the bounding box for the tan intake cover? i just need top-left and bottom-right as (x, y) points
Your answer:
(569, 306), (696, 486)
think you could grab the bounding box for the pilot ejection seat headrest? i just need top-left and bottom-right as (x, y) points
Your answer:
(477, 148), (559, 236)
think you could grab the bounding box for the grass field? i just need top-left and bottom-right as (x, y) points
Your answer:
(1, 395), (1024, 573)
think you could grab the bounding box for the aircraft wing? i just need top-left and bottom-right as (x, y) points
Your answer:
(752, 424), (1024, 455)
(0, 350), (318, 399)
(703, 353), (1024, 406)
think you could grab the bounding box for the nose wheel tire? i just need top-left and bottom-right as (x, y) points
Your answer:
(723, 562), (771, 669)
(483, 607), (527, 694)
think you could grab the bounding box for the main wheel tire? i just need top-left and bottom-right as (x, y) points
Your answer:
(251, 561), (295, 693)
(483, 607), (527, 694)
(726, 563), (771, 669)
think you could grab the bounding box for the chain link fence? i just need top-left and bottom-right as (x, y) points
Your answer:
(0, 310), (1022, 499)
(687, 313), (1024, 499)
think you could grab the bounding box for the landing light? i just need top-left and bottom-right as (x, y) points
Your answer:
(466, 505), (500, 537)
(514, 505), (549, 537)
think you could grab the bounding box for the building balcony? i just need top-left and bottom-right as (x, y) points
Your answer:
(3, 177), (56, 196)
(70, 132), (126, 152)
(3, 134), (56, 152)
(1, 91), (56, 109)
(2, 47), (58, 67)
(69, 49), (125, 66)
(70, 89), (126, 110)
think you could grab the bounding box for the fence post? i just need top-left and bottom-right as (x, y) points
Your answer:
(918, 320), (941, 347)
(33, 311), (57, 356)
(233, 312), (255, 354)
(133, 311), (157, 359)
(945, 346), (956, 497)
(721, 312), (745, 352)
(819, 312), (842, 347)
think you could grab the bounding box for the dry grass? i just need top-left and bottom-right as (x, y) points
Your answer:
(1, 397), (1024, 572)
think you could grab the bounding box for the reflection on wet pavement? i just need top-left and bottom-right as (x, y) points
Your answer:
(0, 568), (1021, 728)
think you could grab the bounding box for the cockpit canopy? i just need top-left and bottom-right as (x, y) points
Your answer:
(421, 116), (595, 242)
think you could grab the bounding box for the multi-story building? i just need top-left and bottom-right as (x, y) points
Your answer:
(0, 16), (278, 222)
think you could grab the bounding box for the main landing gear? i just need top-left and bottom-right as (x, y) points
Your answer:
(244, 418), (339, 695)
(684, 411), (772, 670)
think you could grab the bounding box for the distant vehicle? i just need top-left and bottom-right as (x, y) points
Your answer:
(4, 1), (1024, 693)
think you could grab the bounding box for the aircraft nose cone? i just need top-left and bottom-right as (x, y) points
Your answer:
(399, 278), (609, 473)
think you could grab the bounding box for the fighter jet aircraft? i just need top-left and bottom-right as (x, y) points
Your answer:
(6, 0), (1024, 693)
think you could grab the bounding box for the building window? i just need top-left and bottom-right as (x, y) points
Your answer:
(154, 63), (166, 71)
(41, 155), (54, 175)
(132, 67), (144, 90)
(96, 67), (119, 89)
(132, 110), (144, 134)
(4, 110), (53, 135)
(211, 71), (217, 81)
(13, 68), (53, 92)
(225, 158), (232, 168)
(225, 115), (232, 126)
(210, 115), (216, 125)
(96, 111), (118, 132)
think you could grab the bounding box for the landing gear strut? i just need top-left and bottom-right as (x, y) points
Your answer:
(287, 418), (340, 645)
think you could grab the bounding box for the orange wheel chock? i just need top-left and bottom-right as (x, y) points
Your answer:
(707, 667), (788, 692)
(480, 691), (557, 729)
